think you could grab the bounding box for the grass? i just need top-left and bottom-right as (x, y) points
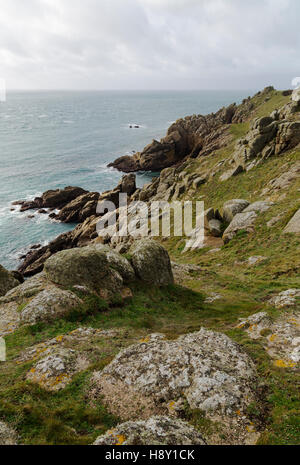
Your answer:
(1, 88), (299, 445)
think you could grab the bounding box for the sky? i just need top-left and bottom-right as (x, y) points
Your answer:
(0, 0), (300, 91)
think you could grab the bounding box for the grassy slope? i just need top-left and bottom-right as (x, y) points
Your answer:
(1, 90), (299, 445)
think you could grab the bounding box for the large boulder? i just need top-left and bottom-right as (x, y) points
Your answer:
(92, 329), (256, 422)
(44, 247), (109, 289)
(93, 417), (206, 446)
(284, 209), (300, 234)
(0, 265), (20, 297)
(20, 287), (82, 325)
(222, 199), (250, 224)
(223, 211), (257, 243)
(93, 244), (135, 283)
(130, 240), (174, 286)
(0, 422), (17, 445)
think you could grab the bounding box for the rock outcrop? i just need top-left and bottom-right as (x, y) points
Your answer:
(92, 329), (256, 422)
(0, 265), (20, 297)
(0, 422), (17, 445)
(130, 239), (174, 286)
(93, 416), (206, 446)
(284, 209), (300, 234)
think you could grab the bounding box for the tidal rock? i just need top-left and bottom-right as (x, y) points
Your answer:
(93, 417), (206, 446)
(130, 239), (174, 286)
(92, 329), (256, 421)
(0, 264), (20, 297)
(56, 192), (100, 223)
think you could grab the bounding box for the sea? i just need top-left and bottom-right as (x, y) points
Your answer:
(0, 90), (252, 270)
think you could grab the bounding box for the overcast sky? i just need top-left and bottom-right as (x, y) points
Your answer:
(1, 0), (300, 90)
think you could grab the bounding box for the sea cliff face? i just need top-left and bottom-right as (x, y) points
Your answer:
(1, 87), (299, 446)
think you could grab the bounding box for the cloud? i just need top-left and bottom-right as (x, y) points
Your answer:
(0, 0), (300, 89)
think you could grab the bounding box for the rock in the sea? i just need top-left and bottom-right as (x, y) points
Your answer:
(92, 329), (256, 421)
(284, 209), (300, 234)
(222, 199), (250, 224)
(18, 186), (87, 212)
(0, 421), (17, 445)
(93, 417), (206, 446)
(223, 211), (257, 243)
(20, 287), (82, 325)
(130, 239), (174, 286)
(0, 264), (20, 297)
(56, 192), (100, 223)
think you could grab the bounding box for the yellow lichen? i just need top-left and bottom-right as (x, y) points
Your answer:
(139, 337), (150, 344)
(269, 334), (277, 342)
(274, 359), (296, 369)
(115, 435), (126, 446)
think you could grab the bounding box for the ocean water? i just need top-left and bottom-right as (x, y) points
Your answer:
(0, 90), (251, 270)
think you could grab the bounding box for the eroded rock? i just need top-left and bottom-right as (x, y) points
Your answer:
(93, 416), (206, 446)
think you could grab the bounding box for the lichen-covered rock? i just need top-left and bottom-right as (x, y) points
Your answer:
(237, 311), (300, 368)
(130, 239), (174, 286)
(44, 247), (109, 288)
(0, 302), (20, 336)
(222, 200), (250, 223)
(44, 246), (124, 298)
(0, 272), (48, 304)
(223, 211), (257, 243)
(93, 244), (135, 283)
(0, 421), (17, 445)
(244, 201), (273, 214)
(20, 287), (81, 325)
(93, 416), (206, 446)
(0, 264), (20, 297)
(269, 289), (300, 309)
(26, 347), (89, 391)
(284, 209), (300, 234)
(92, 329), (256, 422)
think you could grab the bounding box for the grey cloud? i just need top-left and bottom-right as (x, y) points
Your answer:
(0, 0), (300, 90)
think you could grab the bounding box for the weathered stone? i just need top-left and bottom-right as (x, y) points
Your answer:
(56, 192), (100, 223)
(26, 347), (89, 391)
(220, 165), (244, 182)
(93, 417), (206, 446)
(284, 209), (300, 234)
(222, 200), (250, 224)
(269, 289), (300, 309)
(20, 287), (82, 325)
(0, 264), (20, 297)
(223, 211), (257, 243)
(93, 244), (135, 283)
(130, 240), (173, 286)
(44, 247), (109, 289)
(244, 201), (273, 214)
(208, 219), (222, 237)
(92, 329), (256, 422)
(0, 422), (17, 445)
